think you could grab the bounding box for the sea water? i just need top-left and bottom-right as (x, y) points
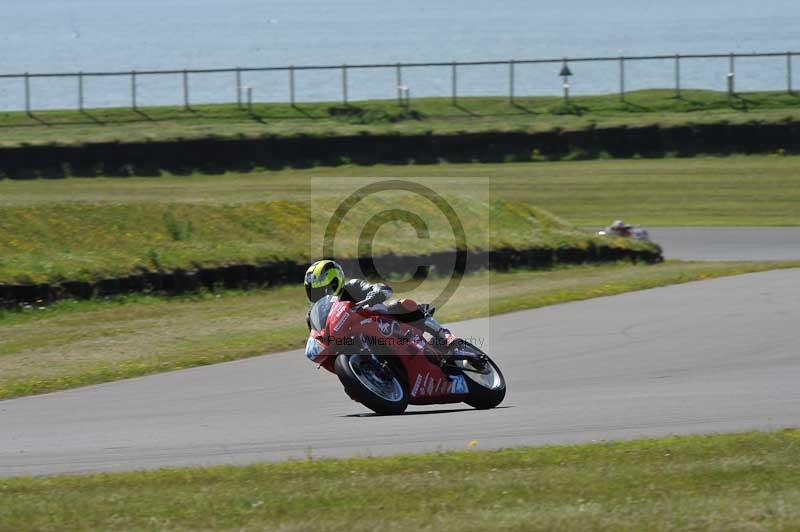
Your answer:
(0, 0), (797, 110)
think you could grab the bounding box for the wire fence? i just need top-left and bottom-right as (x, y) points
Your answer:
(0, 51), (797, 114)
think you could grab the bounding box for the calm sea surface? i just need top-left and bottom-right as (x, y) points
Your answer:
(1, 0), (798, 109)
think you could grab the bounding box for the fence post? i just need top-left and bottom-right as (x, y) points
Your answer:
(509, 59), (515, 104)
(78, 72), (84, 111)
(675, 54), (681, 98)
(728, 53), (735, 95)
(451, 61), (457, 105)
(396, 63), (402, 105)
(131, 70), (137, 111)
(619, 56), (625, 101)
(182, 70), (190, 110)
(236, 68), (242, 109)
(727, 74), (734, 104)
(788, 52), (794, 94)
(24, 73), (31, 116)
(247, 87), (253, 114)
(342, 64), (348, 105)
(289, 66), (296, 107)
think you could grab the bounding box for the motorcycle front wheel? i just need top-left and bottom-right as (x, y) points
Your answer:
(451, 342), (506, 410)
(335, 354), (408, 415)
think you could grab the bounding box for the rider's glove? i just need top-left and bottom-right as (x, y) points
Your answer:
(356, 293), (381, 309)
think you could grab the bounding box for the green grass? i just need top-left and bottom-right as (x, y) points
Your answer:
(2, 429), (799, 531)
(0, 198), (653, 284)
(1, 154), (797, 223)
(1, 261), (797, 400)
(1, 89), (799, 147)
(2, 154), (798, 283)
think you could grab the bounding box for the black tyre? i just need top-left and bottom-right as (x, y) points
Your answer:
(452, 343), (506, 410)
(335, 354), (408, 415)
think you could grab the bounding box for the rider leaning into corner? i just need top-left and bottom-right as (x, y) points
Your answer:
(303, 259), (456, 348)
(608, 220), (632, 237)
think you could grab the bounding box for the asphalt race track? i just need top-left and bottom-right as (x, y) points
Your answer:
(1, 269), (799, 477)
(649, 227), (800, 261)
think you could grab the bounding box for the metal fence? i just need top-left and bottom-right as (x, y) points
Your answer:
(0, 51), (796, 114)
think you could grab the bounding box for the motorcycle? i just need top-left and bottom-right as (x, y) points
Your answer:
(305, 295), (506, 415)
(597, 225), (651, 241)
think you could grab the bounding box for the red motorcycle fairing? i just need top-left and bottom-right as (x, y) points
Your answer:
(310, 299), (469, 405)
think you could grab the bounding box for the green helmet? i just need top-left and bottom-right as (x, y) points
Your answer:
(304, 260), (345, 303)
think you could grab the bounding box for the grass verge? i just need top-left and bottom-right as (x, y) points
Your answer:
(1, 89), (799, 147)
(1, 156), (797, 227)
(1, 261), (797, 400)
(2, 429), (799, 531)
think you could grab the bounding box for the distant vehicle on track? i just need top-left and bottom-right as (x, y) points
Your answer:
(597, 220), (651, 242)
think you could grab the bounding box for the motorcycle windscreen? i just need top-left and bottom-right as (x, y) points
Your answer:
(309, 295), (338, 332)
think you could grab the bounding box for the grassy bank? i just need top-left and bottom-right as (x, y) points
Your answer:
(1, 89), (799, 148)
(1, 156), (798, 226)
(0, 198), (655, 285)
(1, 261), (797, 400)
(1, 153), (797, 286)
(2, 429), (799, 531)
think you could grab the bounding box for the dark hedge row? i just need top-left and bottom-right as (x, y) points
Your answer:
(0, 244), (661, 308)
(1, 121), (797, 178)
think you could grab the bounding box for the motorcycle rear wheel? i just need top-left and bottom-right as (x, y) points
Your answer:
(335, 354), (408, 415)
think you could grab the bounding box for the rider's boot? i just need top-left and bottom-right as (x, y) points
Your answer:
(423, 316), (456, 349)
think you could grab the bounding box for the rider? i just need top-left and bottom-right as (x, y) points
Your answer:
(609, 220), (632, 237)
(303, 259), (455, 346)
